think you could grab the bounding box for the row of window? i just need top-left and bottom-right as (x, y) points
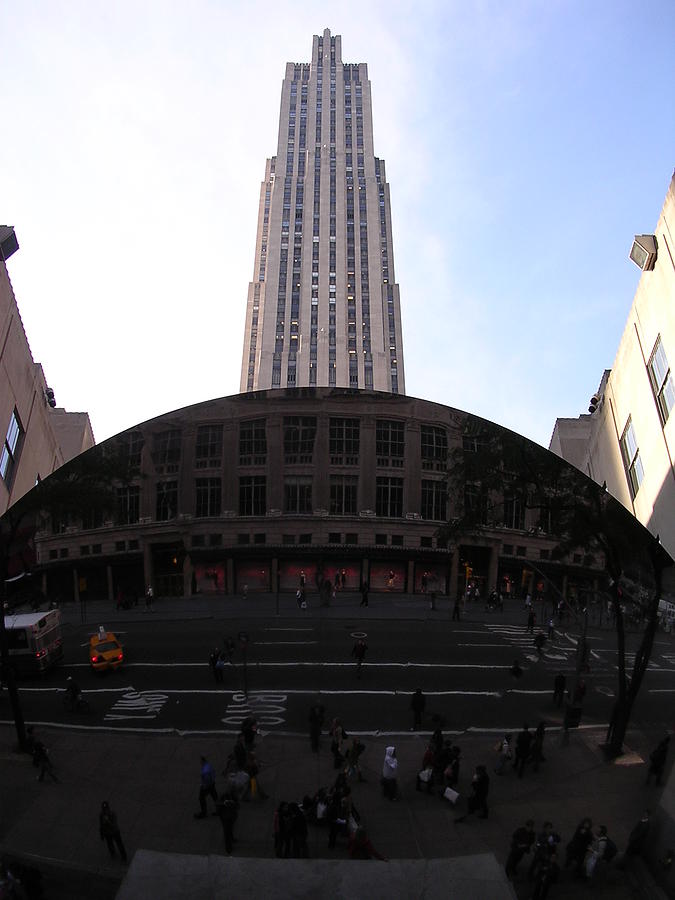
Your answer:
(127, 419), (449, 473)
(112, 475), (449, 524)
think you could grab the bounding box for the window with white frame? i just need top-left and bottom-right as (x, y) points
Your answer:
(648, 336), (675, 425)
(620, 418), (644, 498)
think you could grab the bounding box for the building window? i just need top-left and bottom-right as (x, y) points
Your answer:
(391, 534), (403, 546)
(345, 533), (358, 545)
(464, 482), (488, 525)
(421, 425), (448, 471)
(195, 425), (223, 469)
(328, 532), (341, 544)
(648, 336), (675, 425)
(504, 494), (526, 530)
(237, 533), (250, 545)
(115, 540), (125, 552)
(0, 408), (23, 485)
(284, 476), (313, 513)
(239, 476), (266, 516)
(152, 429), (182, 473)
(375, 533), (387, 545)
(128, 539), (139, 551)
(156, 481), (178, 521)
(329, 417), (360, 464)
(420, 536), (433, 548)
(376, 420), (404, 467)
(299, 533), (311, 544)
(209, 533), (222, 546)
(620, 418), (644, 498)
(239, 419), (267, 465)
(282, 534), (295, 545)
(421, 480), (447, 521)
(376, 476), (403, 517)
(254, 533), (266, 544)
(192, 535), (205, 547)
(116, 430), (144, 472)
(330, 475), (358, 515)
(284, 416), (317, 463)
(195, 478), (222, 518)
(117, 485), (140, 525)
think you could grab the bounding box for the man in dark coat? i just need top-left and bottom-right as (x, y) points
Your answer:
(505, 818), (536, 879)
(455, 765), (489, 821)
(99, 801), (127, 861)
(216, 791), (238, 854)
(308, 701), (325, 752)
(513, 724), (533, 778)
(646, 735), (670, 785)
(410, 688), (426, 730)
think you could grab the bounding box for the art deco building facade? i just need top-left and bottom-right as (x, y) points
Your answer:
(0, 227), (94, 516)
(550, 172), (675, 562)
(240, 29), (405, 395)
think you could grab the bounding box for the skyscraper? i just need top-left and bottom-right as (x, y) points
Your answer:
(240, 29), (405, 395)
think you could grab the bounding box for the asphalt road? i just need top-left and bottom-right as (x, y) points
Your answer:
(9, 616), (675, 741)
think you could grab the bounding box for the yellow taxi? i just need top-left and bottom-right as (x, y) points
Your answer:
(89, 626), (124, 671)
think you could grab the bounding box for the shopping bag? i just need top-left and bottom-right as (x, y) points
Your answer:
(443, 787), (459, 804)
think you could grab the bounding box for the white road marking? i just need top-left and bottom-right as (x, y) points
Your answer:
(254, 641), (318, 645)
(263, 627), (314, 631)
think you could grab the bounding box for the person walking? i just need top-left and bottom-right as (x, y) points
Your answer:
(552, 673), (566, 707)
(565, 817), (594, 877)
(532, 850), (560, 900)
(216, 790), (238, 854)
(584, 824), (609, 879)
(528, 822), (561, 881)
(195, 755), (218, 819)
(33, 740), (58, 783)
(451, 595), (461, 621)
(513, 724), (532, 778)
(531, 722), (546, 772)
(526, 609), (536, 633)
(646, 735), (670, 785)
(410, 688), (426, 731)
(330, 718), (346, 770)
(381, 746), (398, 800)
(99, 801), (127, 862)
(359, 580), (369, 607)
(455, 765), (489, 821)
(493, 733), (513, 775)
(308, 700), (325, 753)
(145, 584), (154, 611)
(625, 810), (650, 857)
(505, 818), (536, 879)
(351, 638), (368, 679)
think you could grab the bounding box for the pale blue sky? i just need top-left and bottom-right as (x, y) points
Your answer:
(1, 1), (673, 446)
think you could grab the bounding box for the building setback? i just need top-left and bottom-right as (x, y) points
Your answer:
(240, 29), (405, 395)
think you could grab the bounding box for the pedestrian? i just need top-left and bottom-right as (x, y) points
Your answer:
(341, 569), (346, 590)
(452, 595), (461, 621)
(145, 584), (154, 611)
(646, 735), (670, 785)
(308, 700), (325, 752)
(274, 801), (292, 857)
(345, 736), (366, 782)
(442, 745), (461, 794)
(351, 638), (368, 679)
(455, 765), (489, 821)
(194, 755), (218, 819)
(531, 722), (546, 772)
(381, 746), (398, 800)
(289, 802), (309, 858)
(534, 631), (546, 657)
(410, 688), (426, 730)
(216, 790), (238, 854)
(99, 801), (127, 861)
(532, 849), (560, 900)
(299, 570), (306, 590)
(209, 647), (220, 681)
(528, 822), (561, 881)
(625, 810), (650, 857)
(330, 718), (346, 770)
(416, 742), (436, 793)
(572, 679), (586, 704)
(33, 740), (58, 783)
(584, 824), (609, 879)
(421, 571), (428, 594)
(565, 817), (593, 876)
(527, 609), (536, 633)
(334, 570), (341, 592)
(510, 659), (523, 680)
(552, 673), (566, 707)
(513, 724), (532, 778)
(493, 733), (513, 775)
(348, 827), (387, 860)
(295, 587), (305, 609)
(360, 580), (369, 607)
(505, 818), (536, 879)
(547, 617), (555, 639)
(215, 652), (226, 682)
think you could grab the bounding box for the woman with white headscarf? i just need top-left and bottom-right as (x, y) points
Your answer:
(381, 746), (398, 800)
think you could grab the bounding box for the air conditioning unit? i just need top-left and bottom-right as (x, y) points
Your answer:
(629, 234), (657, 271)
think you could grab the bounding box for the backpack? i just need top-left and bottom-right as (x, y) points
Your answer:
(604, 837), (618, 862)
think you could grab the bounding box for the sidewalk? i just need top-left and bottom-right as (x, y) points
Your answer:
(0, 720), (669, 899)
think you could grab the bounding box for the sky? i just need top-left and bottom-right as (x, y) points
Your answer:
(1, 0), (674, 448)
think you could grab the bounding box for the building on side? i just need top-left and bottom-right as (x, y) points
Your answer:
(550, 172), (675, 561)
(240, 29), (405, 395)
(0, 226), (95, 516)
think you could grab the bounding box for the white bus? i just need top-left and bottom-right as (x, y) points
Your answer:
(3, 609), (63, 675)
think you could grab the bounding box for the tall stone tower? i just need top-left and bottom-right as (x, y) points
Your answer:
(240, 29), (405, 394)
